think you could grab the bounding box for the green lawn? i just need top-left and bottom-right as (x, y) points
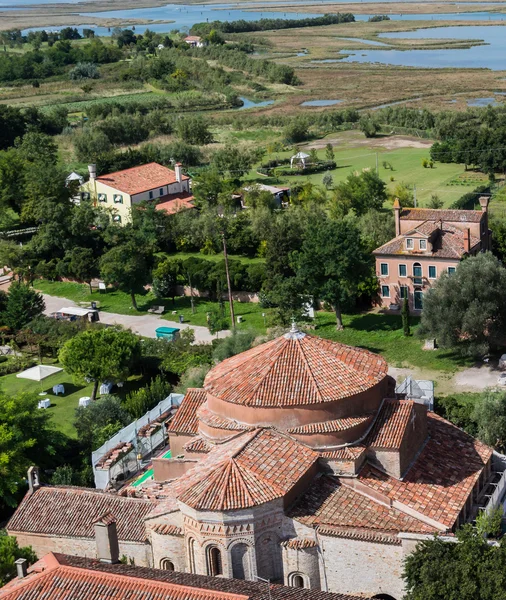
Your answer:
(246, 134), (472, 207)
(156, 252), (265, 265)
(0, 367), (147, 438)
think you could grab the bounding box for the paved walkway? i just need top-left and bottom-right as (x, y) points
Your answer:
(42, 294), (230, 344)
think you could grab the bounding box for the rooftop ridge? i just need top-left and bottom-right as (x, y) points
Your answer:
(296, 337), (324, 404)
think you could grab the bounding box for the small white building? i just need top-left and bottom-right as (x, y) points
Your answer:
(184, 35), (205, 48)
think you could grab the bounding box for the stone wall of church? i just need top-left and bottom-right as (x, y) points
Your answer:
(11, 532), (152, 567)
(282, 545), (320, 589)
(150, 531), (186, 571)
(318, 534), (404, 600)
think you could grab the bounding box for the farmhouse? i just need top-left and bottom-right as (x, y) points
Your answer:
(373, 197), (491, 311)
(80, 162), (192, 224)
(7, 327), (504, 600)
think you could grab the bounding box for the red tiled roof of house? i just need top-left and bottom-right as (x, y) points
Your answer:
(366, 399), (415, 449)
(0, 553), (363, 600)
(95, 441), (133, 469)
(184, 436), (213, 454)
(290, 475), (435, 536)
(185, 36), (202, 42)
(168, 388), (207, 435)
(319, 446), (366, 461)
(197, 404), (253, 432)
(400, 207), (483, 223)
(287, 415), (373, 435)
(6, 486), (153, 542)
(151, 523), (184, 536)
(96, 162), (189, 196)
(170, 429), (318, 511)
(204, 333), (388, 407)
(156, 193), (196, 215)
(358, 413), (493, 529)
(373, 221), (480, 259)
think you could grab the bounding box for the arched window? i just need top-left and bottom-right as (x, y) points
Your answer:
(293, 575), (304, 588)
(160, 558), (175, 571)
(231, 543), (250, 580)
(372, 595), (397, 600)
(413, 262), (422, 285)
(288, 573), (307, 589)
(188, 538), (196, 574)
(208, 546), (223, 576)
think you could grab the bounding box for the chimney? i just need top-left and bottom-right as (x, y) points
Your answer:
(479, 196), (489, 213)
(88, 164), (97, 181)
(175, 162), (182, 184)
(393, 198), (401, 237)
(94, 513), (120, 564)
(464, 228), (471, 253)
(15, 559), (27, 579)
(27, 466), (40, 495)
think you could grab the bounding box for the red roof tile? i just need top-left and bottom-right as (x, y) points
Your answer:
(281, 538), (317, 550)
(7, 486), (152, 542)
(96, 162), (188, 196)
(156, 193), (196, 215)
(168, 389), (207, 435)
(316, 526), (402, 545)
(184, 436), (212, 454)
(151, 523), (184, 536)
(171, 429), (318, 511)
(198, 404), (253, 432)
(319, 446), (366, 461)
(359, 413), (493, 529)
(400, 207), (483, 223)
(205, 333), (388, 408)
(0, 553), (362, 600)
(287, 415), (372, 435)
(290, 475), (435, 536)
(366, 399), (414, 449)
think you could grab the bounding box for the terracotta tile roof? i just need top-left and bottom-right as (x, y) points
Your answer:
(184, 436), (212, 454)
(6, 486), (152, 542)
(0, 553), (362, 600)
(319, 446), (366, 461)
(366, 400), (415, 449)
(287, 415), (373, 435)
(198, 404), (253, 431)
(400, 207), (483, 223)
(358, 413), (493, 529)
(151, 523), (184, 536)
(156, 193), (196, 215)
(95, 441), (133, 469)
(168, 388), (207, 435)
(373, 221), (480, 259)
(316, 526), (402, 546)
(96, 162), (189, 196)
(170, 429), (318, 511)
(290, 475), (435, 536)
(185, 36), (202, 42)
(204, 333), (388, 407)
(281, 538), (317, 549)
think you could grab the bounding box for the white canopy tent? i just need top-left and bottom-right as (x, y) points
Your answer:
(290, 151), (310, 169)
(16, 365), (63, 381)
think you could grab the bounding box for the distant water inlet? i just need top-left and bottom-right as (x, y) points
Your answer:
(236, 97), (274, 110)
(300, 99), (343, 106)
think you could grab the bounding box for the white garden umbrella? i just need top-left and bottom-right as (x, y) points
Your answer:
(16, 365), (63, 381)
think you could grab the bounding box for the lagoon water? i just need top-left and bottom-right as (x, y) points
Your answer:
(339, 25), (506, 69)
(300, 99), (343, 105)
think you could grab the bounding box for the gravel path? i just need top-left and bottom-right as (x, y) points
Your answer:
(42, 294), (230, 344)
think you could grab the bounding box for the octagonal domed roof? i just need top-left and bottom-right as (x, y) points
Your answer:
(204, 330), (388, 408)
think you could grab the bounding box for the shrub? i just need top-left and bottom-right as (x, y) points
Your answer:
(69, 62), (100, 80)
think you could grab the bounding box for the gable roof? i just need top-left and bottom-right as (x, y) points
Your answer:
(96, 162), (189, 196)
(290, 474), (435, 537)
(373, 221), (480, 259)
(204, 333), (388, 408)
(366, 399), (415, 450)
(156, 193), (196, 215)
(6, 486), (152, 542)
(168, 388), (207, 435)
(0, 553), (362, 600)
(170, 429), (318, 511)
(400, 207), (483, 223)
(359, 413), (493, 529)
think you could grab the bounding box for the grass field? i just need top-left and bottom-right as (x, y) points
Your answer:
(0, 367), (146, 437)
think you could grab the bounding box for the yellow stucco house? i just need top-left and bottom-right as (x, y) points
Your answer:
(80, 162), (192, 224)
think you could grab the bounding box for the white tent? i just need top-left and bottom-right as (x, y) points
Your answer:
(290, 151), (310, 169)
(16, 365), (63, 381)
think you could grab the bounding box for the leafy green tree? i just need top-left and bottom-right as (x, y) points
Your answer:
(356, 209), (395, 253)
(359, 117), (379, 138)
(208, 306), (230, 336)
(403, 525), (506, 600)
(420, 253), (506, 357)
(322, 173), (334, 190)
(50, 464), (75, 486)
(331, 170), (387, 218)
(402, 296), (410, 336)
(427, 193), (444, 209)
(211, 145), (256, 179)
(392, 182), (414, 207)
(62, 247), (98, 293)
(124, 375), (172, 419)
(473, 391), (506, 452)
(74, 129), (112, 162)
(73, 395), (131, 451)
(325, 143), (335, 162)
(175, 365), (211, 394)
(0, 532), (37, 586)
(100, 243), (150, 310)
(475, 507), (503, 538)
(213, 330), (256, 362)
(0, 391), (56, 508)
(283, 118), (308, 143)
(175, 115), (213, 145)
(4, 282), (45, 331)
(160, 329), (212, 374)
(152, 258), (181, 302)
(59, 328), (141, 401)
(293, 216), (372, 329)
(15, 131), (58, 165)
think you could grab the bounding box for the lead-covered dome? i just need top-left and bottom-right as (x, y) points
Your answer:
(204, 329), (388, 408)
